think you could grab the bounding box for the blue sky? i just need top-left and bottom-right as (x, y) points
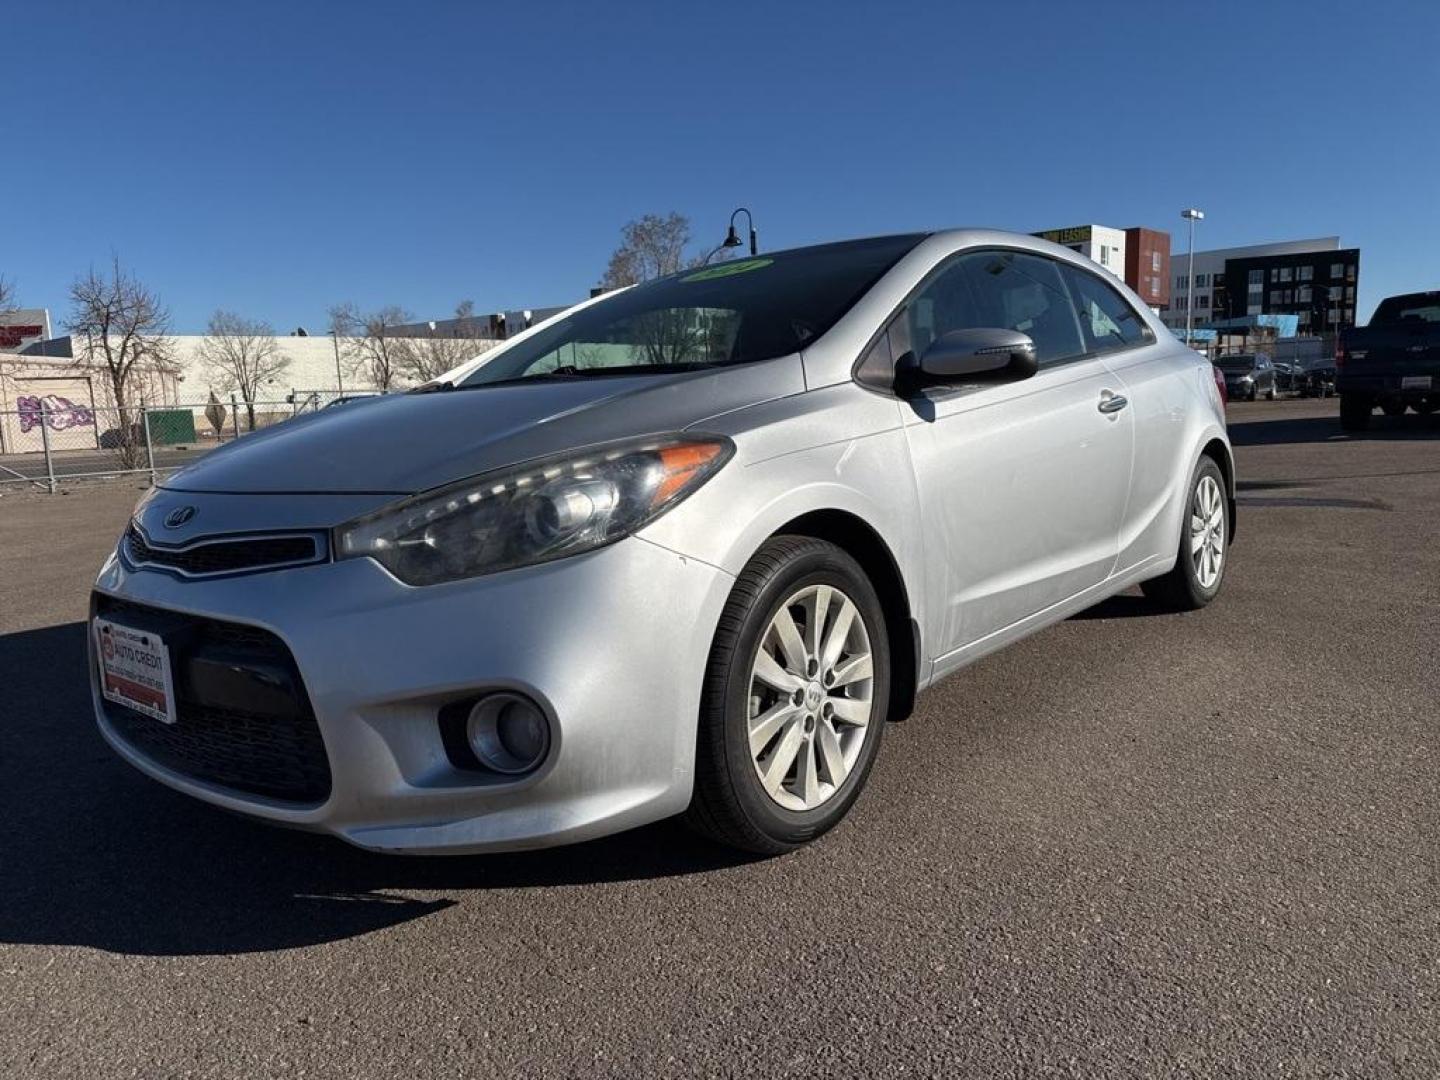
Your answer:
(10, 0), (1437, 332)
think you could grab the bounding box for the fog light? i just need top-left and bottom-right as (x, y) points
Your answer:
(465, 693), (550, 775)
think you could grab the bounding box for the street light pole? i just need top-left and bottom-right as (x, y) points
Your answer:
(1181, 208), (1204, 346)
(329, 329), (345, 397)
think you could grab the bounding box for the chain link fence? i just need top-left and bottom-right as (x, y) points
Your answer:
(0, 389), (377, 493)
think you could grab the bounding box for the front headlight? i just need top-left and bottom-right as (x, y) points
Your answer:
(335, 435), (734, 585)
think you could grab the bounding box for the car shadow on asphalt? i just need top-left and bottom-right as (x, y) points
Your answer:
(1227, 411), (1440, 446)
(0, 622), (759, 957)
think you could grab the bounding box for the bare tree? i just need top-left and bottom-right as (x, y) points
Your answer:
(0, 275), (15, 313)
(453, 298), (479, 333)
(394, 300), (492, 384)
(327, 302), (360, 339)
(197, 310), (291, 429)
(599, 213), (696, 289)
(65, 257), (173, 467)
(346, 305), (411, 391)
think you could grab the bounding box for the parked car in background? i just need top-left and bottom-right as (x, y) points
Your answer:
(1215, 353), (1278, 401)
(1337, 290), (1440, 430)
(89, 229), (1235, 856)
(1297, 357), (1337, 398)
(1271, 357), (1304, 394)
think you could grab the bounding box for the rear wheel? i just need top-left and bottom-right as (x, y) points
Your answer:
(1381, 400), (1407, 418)
(1141, 457), (1228, 612)
(1415, 398), (1436, 415)
(1340, 394), (1372, 432)
(686, 536), (889, 854)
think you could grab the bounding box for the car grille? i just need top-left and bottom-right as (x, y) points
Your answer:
(94, 595), (332, 805)
(125, 525), (323, 578)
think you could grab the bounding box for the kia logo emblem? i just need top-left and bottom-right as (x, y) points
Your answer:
(164, 506), (197, 529)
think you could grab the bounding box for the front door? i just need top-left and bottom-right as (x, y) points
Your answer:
(897, 249), (1135, 661)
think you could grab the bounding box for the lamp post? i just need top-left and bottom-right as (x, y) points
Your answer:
(703, 207), (760, 265)
(1181, 208), (1204, 346)
(328, 329), (345, 396)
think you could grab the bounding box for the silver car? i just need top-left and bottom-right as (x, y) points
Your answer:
(90, 230), (1234, 855)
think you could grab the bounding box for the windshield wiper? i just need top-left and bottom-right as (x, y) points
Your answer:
(457, 361), (718, 389)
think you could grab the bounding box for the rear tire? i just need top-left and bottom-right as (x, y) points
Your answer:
(1141, 456), (1228, 612)
(685, 536), (890, 855)
(1340, 394), (1372, 432)
(1381, 400), (1407, 418)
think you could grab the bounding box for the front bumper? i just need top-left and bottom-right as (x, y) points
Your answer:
(91, 535), (734, 853)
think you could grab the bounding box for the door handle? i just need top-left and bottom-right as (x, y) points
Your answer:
(1098, 391), (1128, 415)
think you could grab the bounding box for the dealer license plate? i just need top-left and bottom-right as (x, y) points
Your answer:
(95, 618), (177, 725)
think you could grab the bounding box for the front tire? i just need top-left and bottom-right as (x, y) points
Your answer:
(1141, 456), (1228, 612)
(1340, 394), (1373, 432)
(686, 536), (890, 854)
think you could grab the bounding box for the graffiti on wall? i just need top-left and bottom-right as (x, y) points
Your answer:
(17, 395), (97, 433)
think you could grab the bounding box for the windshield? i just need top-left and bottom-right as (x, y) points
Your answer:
(457, 234), (927, 387)
(1217, 356), (1256, 372)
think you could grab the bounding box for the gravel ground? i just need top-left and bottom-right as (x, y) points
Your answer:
(1, 396), (1436, 1079)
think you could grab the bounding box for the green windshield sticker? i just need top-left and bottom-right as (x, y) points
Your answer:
(681, 258), (774, 282)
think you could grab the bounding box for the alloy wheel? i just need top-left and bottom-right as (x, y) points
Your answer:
(747, 584), (874, 812)
(1191, 474), (1225, 590)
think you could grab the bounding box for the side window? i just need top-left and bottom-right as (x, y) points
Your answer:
(959, 251), (1084, 365)
(1059, 263), (1154, 354)
(905, 260), (981, 361)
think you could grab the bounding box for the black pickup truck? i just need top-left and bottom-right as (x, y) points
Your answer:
(1337, 291), (1440, 430)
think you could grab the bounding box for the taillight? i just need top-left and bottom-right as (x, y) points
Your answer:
(1211, 365), (1227, 405)
(1335, 336), (1346, 369)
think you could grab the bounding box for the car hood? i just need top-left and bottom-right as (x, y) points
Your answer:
(164, 357), (804, 495)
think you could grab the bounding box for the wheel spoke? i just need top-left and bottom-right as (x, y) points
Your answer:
(753, 649), (803, 694)
(759, 718), (805, 796)
(816, 717), (847, 785)
(749, 701), (802, 756)
(771, 606), (809, 678)
(831, 652), (873, 687)
(828, 695), (870, 727)
(794, 735), (820, 806)
(1190, 529), (1207, 555)
(820, 597), (857, 670)
(804, 586), (831, 662)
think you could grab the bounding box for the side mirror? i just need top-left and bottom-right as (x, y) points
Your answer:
(915, 328), (1038, 385)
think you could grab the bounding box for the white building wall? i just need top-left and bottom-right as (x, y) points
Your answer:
(1033, 224), (1126, 280)
(35, 334), (499, 404)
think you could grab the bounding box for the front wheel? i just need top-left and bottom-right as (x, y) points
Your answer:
(1141, 457), (1228, 612)
(686, 536), (889, 854)
(1340, 394), (1373, 432)
(1381, 400), (1407, 418)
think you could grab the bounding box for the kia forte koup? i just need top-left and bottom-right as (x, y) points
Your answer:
(91, 230), (1234, 854)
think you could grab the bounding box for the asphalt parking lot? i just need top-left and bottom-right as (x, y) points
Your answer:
(2, 396), (1436, 1079)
